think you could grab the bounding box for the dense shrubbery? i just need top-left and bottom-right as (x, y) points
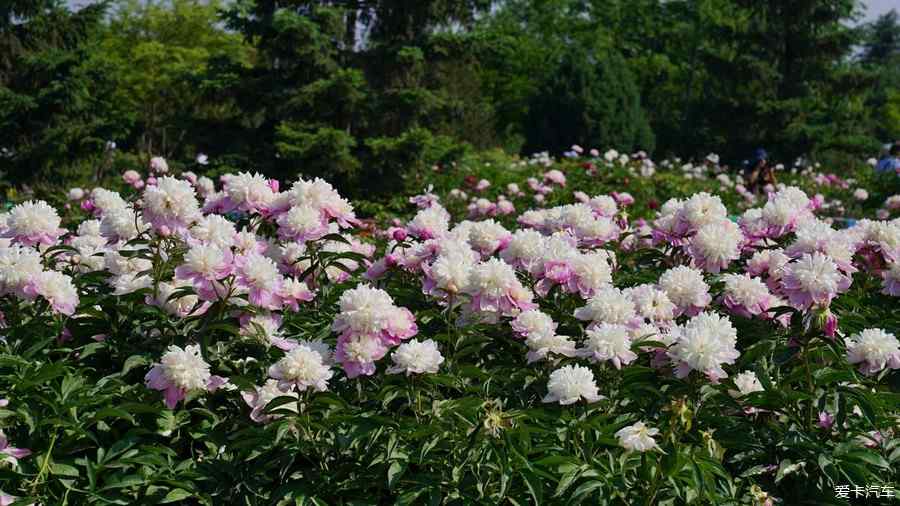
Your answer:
(0, 150), (898, 504)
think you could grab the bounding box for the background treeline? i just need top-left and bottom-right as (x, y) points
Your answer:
(1, 0), (898, 196)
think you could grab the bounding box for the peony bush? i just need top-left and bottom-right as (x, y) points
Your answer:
(0, 150), (898, 504)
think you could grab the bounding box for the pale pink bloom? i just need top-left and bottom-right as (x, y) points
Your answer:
(144, 344), (227, 409)
(881, 262), (900, 296)
(0, 430), (31, 466)
(276, 205), (329, 242)
(496, 200), (516, 215)
(241, 380), (298, 423)
(239, 312), (296, 351)
(611, 192), (635, 206)
(475, 179), (491, 191)
(2, 200), (66, 246)
(719, 274), (776, 319)
(234, 252), (284, 310)
(780, 253), (851, 310)
(573, 191), (589, 203)
(335, 333), (388, 378)
(279, 277), (316, 311)
(464, 258), (536, 320)
(381, 306), (419, 346)
(142, 176), (202, 234)
(174, 244), (234, 301)
(122, 170), (142, 186)
(364, 253), (401, 280)
(22, 271), (78, 315)
(543, 169), (566, 187)
(468, 198), (497, 218)
(149, 156), (169, 174)
(687, 220), (743, 273)
(846, 328), (900, 376)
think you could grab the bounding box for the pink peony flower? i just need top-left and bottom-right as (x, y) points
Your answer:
(780, 253), (851, 310)
(0, 430), (31, 466)
(234, 252), (284, 310)
(145, 344), (227, 409)
(543, 169), (567, 187)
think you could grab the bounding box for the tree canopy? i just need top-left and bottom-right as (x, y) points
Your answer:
(0, 0), (895, 194)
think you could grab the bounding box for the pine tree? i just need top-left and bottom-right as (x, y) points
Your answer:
(0, 0), (122, 184)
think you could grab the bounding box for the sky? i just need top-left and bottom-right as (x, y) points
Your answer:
(863, 0), (898, 22)
(64, 0), (897, 24)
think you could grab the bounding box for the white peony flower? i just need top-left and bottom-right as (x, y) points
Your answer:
(579, 323), (637, 369)
(525, 333), (578, 363)
(615, 421), (660, 452)
(4, 200), (64, 245)
(730, 371), (764, 397)
(142, 176), (201, 232)
(386, 339), (444, 375)
(0, 245), (43, 295)
(658, 266), (711, 316)
(574, 285), (637, 325)
(510, 309), (557, 340)
(190, 215), (237, 249)
(668, 312), (739, 382)
(268, 345), (333, 392)
(846, 328), (900, 376)
(688, 219), (743, 273)
(160, 344), (212, 391)
(626, 284), (676, 323)
(542, 365), (604, 405)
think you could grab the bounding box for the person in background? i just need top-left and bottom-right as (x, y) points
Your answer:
(745, 148), (776, 193)
(875, 142), (900, 174)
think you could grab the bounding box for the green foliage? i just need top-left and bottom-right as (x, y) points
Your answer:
(523, 49), (654, 155)
(2, 0), (893, 191)
(97, 0), (253, 159)
(0, 1), (123, 185)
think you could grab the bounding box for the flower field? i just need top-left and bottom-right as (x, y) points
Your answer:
(1, 150), (899, 505)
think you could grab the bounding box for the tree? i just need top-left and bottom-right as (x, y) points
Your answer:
(0, 0), (124, 184)
(860, 10), (900, 142)
(861, 9), (900, 65)
(523, 49), (654, 155)
(98, 0), (252, 161)
(220, 0), (492, 192)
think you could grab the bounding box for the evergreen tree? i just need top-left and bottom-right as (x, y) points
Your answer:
(523, 49), (654, 155)
(0, 0), (123, 184)
(861, 9), (900, 65)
